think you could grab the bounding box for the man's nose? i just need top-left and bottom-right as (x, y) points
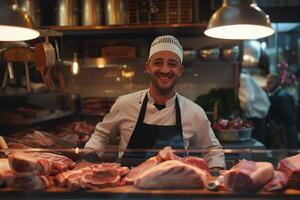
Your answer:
(160, 62), (170, 73)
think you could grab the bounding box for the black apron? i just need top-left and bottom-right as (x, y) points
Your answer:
(122, 94), (185, 159)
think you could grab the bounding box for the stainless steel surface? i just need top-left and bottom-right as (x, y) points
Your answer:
(82, 0), (103, 26)
(215, 128), (253, 142)
(17, 0), (40, 26)
(104, 0), (127, 25)
(56, 0), (79, 26)
(242, 40), (261, 67)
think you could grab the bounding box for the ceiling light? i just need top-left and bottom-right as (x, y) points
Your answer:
(0, 0), (40, 41)
(204, 0), (275, 40)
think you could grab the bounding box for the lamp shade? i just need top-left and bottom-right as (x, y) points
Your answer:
(0, 0), (40, 41)
(204, 0), (275, 40)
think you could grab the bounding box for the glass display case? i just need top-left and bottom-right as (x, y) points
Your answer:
(0, 147), (300, 200)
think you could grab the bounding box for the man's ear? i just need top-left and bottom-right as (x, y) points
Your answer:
(144, 61), (150, 73)
(178, 64), (184, 77)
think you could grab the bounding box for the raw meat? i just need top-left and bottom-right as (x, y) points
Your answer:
(56, 163), (129, 191)
(0, 159), (12, 186)
(223, 160), (274, 192)
(124, 156), (161, 184)
(6, 174), (54, 190)
(183, 156), (209, 171)
(8, 152), (75, 175)
(277, 153), (300, 189)
(134, 160), (207, 189)
(263, 171), (288, 192)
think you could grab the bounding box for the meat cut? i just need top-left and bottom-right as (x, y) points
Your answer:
(262, 171), (288, 192)
(8, 152), (75, 175)
(0, 159), (12, 186)
(124, 146), (209, 184)
(277, 153), (300, 189)
(223, 160), (274, 192)
(55, 162), (129, 191)
(134, 160), (208, 189)
(6, 174), (54, 190)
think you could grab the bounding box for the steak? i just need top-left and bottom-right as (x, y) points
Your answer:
(81, 168), (121, 189)
(124, 156), (161, 184)
(183, 156), (209, 171)
(262, 171), (288, 192)
(277, 153), (300, 189)
(8, 152), (75, 175)
(6, 174), (54, 190)
(134, 160), (208, 189)
(223, 160), (274, 192)
(56, 163), (128, 191)
(0, 159), (12, 186)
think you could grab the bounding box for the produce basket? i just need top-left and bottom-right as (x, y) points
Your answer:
(215, 128), (253, 142)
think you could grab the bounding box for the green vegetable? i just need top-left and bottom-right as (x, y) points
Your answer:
(195, 88), (235, 118)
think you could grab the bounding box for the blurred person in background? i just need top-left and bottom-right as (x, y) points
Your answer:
(239, 72), (270, 146)
(266, 74), (299, 149)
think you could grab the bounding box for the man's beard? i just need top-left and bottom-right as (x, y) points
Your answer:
(149, 73), (177, 93)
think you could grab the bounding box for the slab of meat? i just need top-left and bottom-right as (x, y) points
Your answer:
(277, 153), (300, 189)
(81, 168), (121, 190)
(0, 159), (12, 186)
(183, 156), (209, 171)
(56, 163), (129, 191)
(124, 156), (161, 184)
(262, 171), (288, 192)
(223, 160), (274, 192)
(6, 174), (54, 190)
(134, 160), (208, 189)
(157, 146), (183, 161)
(8, 152), (75, 175)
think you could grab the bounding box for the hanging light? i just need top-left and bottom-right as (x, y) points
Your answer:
(204, 0), (275, 40)
(71, 53), (80, 75)
(0, 0), (40, 41)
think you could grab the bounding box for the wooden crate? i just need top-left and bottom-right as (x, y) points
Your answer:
(127, 0), (193, 24)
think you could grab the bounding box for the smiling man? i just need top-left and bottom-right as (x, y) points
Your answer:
(85, 35), (225, 170)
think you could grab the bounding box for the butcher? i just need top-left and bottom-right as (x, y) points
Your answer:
(85, 35), (226, 172)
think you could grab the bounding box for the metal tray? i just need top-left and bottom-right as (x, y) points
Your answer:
(215, 128), (252, 142)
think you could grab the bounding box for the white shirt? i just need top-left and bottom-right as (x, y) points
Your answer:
(239, 73), (270, 118)
(85, 89), (225, 169)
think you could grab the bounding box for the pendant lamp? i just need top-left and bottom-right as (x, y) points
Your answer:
(204, 0), (275, 40)
(0, 0), (40, 41)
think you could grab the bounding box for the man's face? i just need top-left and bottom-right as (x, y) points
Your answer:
(266, 76), (277, 93)
(145, 51), (183, 93)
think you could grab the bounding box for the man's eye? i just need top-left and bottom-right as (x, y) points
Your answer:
(154, 62), (163, 66)
(168, 63), (178, 67)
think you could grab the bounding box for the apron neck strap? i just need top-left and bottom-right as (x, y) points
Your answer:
(137, 93), (182, 132)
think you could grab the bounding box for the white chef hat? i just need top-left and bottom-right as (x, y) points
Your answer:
(148, 35), (183, 64)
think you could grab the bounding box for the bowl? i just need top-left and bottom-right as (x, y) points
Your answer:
(215, 128), (252, 142)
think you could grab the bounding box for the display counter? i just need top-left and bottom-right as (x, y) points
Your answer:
(0, 148), (299, 200)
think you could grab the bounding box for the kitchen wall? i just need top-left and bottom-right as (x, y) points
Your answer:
(64, 36), (238, 101)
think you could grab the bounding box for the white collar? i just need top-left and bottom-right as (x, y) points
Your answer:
(146, 90), (177, 107)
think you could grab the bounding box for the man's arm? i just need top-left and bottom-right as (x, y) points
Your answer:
(84, 98), (121, 152)
(194, 120), (226, 170)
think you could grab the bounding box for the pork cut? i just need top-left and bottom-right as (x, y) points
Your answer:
(183, 156), (209, 171)
(56, 163), (129, 191)
(262, 171), (288, 192)
(6, 174), (54, 190)
(0, 159), (12, 186)
(223, 160), (274, 192)
(8, 152), (75, 175)
(124, 156), (161, 184)
(134, 160), (208, 189)
(277, 153), (300, 189)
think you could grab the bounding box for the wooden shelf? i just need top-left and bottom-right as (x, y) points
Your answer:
(44, 23), (208, 37)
